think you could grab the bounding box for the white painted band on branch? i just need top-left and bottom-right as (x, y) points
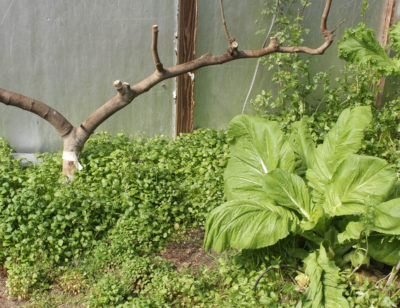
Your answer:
(62, 151), (76, 161)
(62, 151), (83, 170)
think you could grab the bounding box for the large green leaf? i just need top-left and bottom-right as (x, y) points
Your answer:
(223, 156), (269, 203)
(368, 235), (400, 266)
(224, 115), (294, 201)
(290, 117), (316, 170)
(262, 169), (313, 221)
(307, 107), (372, 203)
(324, 155), (396, 216)
(203, 200), (299, 252)
(303, 244), (349, 308)
(338, 23), (400, 76)
(372, 198), (400, 235)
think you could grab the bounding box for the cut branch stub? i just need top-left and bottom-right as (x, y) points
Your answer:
(113, 80), (123, 92)
(228, 37), (239, 56)
(219, 0), (239, 56)
(113, 80), (134, 98)
(152, 25), (164, 72)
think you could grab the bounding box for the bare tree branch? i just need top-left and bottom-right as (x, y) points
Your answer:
(82, 0), (333, 136)
(0, 0), (335, 178)
(219, 0), (238, 56)
(219, 0), (231, 42)
(152, 25), (164, 72)
(321, 0), (331, 33)
(0, 88), (73, 137)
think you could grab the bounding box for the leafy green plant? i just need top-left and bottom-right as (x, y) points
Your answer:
(204, 107), (400, 307)
(252, 2), (400, 175)
(0, 129), (228, 298)
(338, 22), (400, 77)
(252, 0), (316, 127)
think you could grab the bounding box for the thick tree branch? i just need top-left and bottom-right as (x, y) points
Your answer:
(152, 25), (164, 72)
(0, 88), (73, 137)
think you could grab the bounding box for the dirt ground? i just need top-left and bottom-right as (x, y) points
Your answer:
(0, 229), (217, 307)
(0, 267), (23, 308)
(1, 231), (397, 307)
(159, 228), (218, 272)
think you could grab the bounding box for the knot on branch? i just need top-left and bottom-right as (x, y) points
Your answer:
(323, 30), (334, 42)
(113, 80), (134, 99)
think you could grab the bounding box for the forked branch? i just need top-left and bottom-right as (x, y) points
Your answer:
(85, 0), (333, 134)
(0, 0), (335, 178)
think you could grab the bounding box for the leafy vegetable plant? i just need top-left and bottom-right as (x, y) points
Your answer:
(338, 22), (400, 77)
(204, 107), (400, 307)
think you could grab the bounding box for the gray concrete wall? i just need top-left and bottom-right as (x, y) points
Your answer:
(0, 0), (177, 152)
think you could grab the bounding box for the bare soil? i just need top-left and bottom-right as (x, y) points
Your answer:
(0, 267), (23, 308)
(159, 228), (219, 272)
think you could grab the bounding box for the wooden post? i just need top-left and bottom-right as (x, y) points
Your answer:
(176, 0), (198, 136)
(376, 0), (396, 109)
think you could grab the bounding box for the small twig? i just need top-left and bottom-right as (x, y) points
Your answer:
(320, 0), (332, 33)
(253, 265), (304, 295)
(152, 25), (164, 72)
(219, 0), (239, 56)
(219, 0), (230, 42)
(332, 18), (346, 34)
(300, 0), (310, 16)
(113, 80), (133, 99)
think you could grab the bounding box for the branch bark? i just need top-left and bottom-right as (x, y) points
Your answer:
(219, 0), (239, 55)
(0, 0), (334, 179)
(0, 88), (73, 137)
(152, 25), (164, 72)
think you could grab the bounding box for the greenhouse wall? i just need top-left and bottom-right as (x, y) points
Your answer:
(0, 0), (397, 152)
(194, 0), (394, 130)
(0, 0), (177, 152)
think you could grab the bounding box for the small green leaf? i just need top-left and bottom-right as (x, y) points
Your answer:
(338, 221), (364, 243)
